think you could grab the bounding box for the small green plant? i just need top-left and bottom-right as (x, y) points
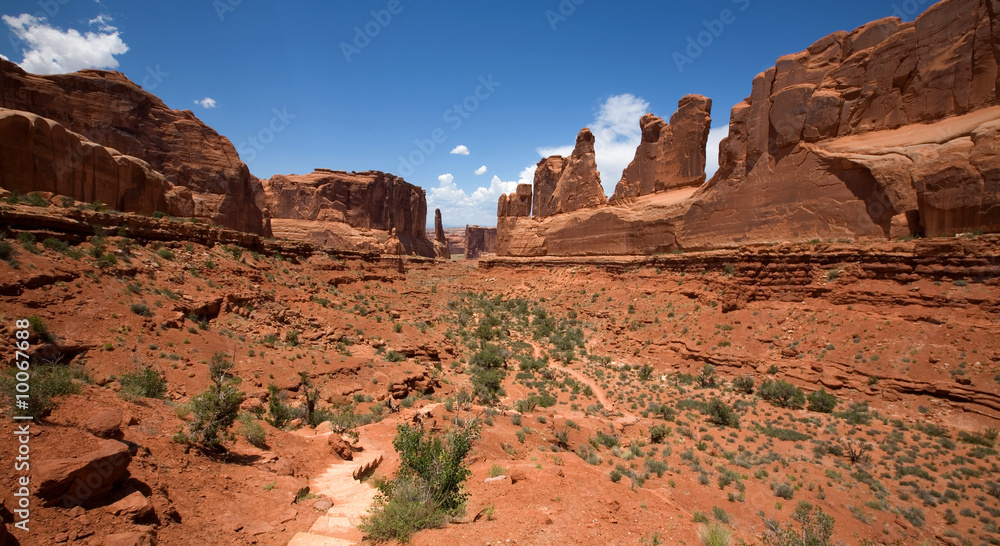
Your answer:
(119, 367), (167, 399)
(488, 464), (506, 478)
(130, 302), (153, 317)
(700, 523), (731, 546)
(189, 352), (244, 450)
(758, 380), (806, 409)
(806, 388), (838, 413)
(707, 399), (740, 428)
(732, 375), (754, 394)
(266, 384), (295, 429)
(0, 363), (88, 418)
(0, 240), (14, 262)
(157, 248), (175, 260)
(238, 413), (268, 448)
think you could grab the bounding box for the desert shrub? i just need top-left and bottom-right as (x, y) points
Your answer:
(266, 384), (295, 429)
(42, 238), (69, 253)
(360, 420), (479, 542)
(156, 248), (175, 260)
(761, 504), (834, 546)
(119, 367), (167, 399)
(238, 413), (268, 448)
(385, 350), (405, 362)
(0, 240), (14, 261)
(772, 481), (795, 499)
(758, 380), (806, 409)
(18, 232), (38, 253)
(762, 427), (810, 442)
(189, 353), (244, 450)
(650, 424), (670, 444)
(834, 402), (871, 425)
(0, 364), (88, 418)
(806, 388), (838, 413)
(648, 402), (676, 421)
(707, 398), (740, 428)
(700, 523), (731, 546)
(130, 302), (153, 317)
(697, 364), (717, 388)
(27, 316), (55, 344)
(732, 375), (755, 394)
(95, 253), (118, 269)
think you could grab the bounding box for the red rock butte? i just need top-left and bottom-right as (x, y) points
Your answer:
(498, 0), (1000, 257)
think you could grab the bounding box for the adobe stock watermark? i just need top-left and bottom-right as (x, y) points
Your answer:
(673, 0), (751, 73)
(889, 0), (934, 19)
(236, 107), (296, 163)
(213, 0), (244, 22)
(340, 0), (414, 64)
(396, 74), (501, 177)
(545, 0), (585, 31)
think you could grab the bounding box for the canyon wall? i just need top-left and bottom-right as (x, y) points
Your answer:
(0, 59), (270, 236)
(465, 225), (498, 259)
(498, 0), (1000, 256)
(261, 169), (434, 257)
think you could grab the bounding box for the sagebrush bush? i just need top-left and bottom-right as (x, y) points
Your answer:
(119, 366), (167, 399)
(807, 388), (838, 413)
(758, 380), (806, 409)
(732, 375), (755, 394)
(707, 398), (740, 428)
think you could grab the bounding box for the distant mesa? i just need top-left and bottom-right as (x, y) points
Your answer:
(465, 225), (497, 259)
(497, 0), (1000, 257)
(261, 169), (435, 257)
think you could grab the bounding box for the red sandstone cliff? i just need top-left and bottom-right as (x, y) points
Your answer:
(0, 59), (270, 236)
(261, 169), (434, 257)
(611, 95), (713, 202)
(433, 208), (451, 259)
(498, 0), (1000, 256)
(532, 129), (607, 218)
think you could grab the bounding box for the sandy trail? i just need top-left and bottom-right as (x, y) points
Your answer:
(287, 439), (383, 546)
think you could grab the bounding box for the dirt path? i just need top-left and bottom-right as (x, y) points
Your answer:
(530, 342), (637, 420)
(287, 439), (383, 546)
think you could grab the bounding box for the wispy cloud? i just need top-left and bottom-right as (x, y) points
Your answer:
(195, 97), (218, 109)
(537, 93), (650, 195)
(2, 13), (128, 74)
(474, 165), (487, 176)
(449, 145), (470, 156)
(428, 166), (535, 226)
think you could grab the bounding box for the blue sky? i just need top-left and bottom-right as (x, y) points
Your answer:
(2, 0), (931, 227)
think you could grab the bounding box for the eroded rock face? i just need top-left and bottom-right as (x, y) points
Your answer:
(611, 95), (712, 202)
(532, 129), (607, 218)
(433, 208), (451, 259)
(0, 109), (193, 217)
(498, 0), (1000, 256)
(0, 59), (270, 236)
(262, 169), (434, 257)
(465, 225), (497, 259)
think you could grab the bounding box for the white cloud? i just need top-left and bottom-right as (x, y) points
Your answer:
(195, 97), (218, 109)
(428, 166), (535, 226)
(474, 165), (487, 176)
(704, 125), (730, 179)
(537, 93), (650, 196)
(449, 145), (470, 155)
(0, 54), (7, 61)
(2, 13), (128, 75)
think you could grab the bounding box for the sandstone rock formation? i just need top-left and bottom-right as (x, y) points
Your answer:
(532, 129), (607, 218)
(498, 0), (1000, 257)
(611, 95), (713, 202)
(432, 208), (451, 259)
(261, 169), (434, 257)
(465, 225), (498, 259)
(0, 108), (193, 217)
(0, 59), (270, 236)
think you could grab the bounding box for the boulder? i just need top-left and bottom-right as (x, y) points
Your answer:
(84, 408), (123, 439)
(34, 439), (131, 506)
(328, 435), (354, 461)
(101, 528), (157, 546)
(107, 490), (155, 522)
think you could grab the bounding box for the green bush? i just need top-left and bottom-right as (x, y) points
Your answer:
(238, 413), (268, 448)
(266, 384), (294, 429)
(119, 367), (167, 399)
(700, 523), (731, 546)
(696, 364), (717, 388)
(761, 504), (834, 546)
(758, 380), (806, 409)
(385, 350), (405, 362)
(95, 253), (118, 269)
(650, 424), (670, 443)
(42, 238), (69, 253)
(732, 375), (754, 394)
(0, 240), (14, 261)
(360, 420), (480, 542)
(18, 232), (38, 254)
(130, 302), (153, 317)
(189, 353), (244, 450)
(156, 248), (175, 260)
(27, 316), (56, 343)
(772, 481), (795, 499)
(707, 398), (740, 428)
(0, 364), (88, 418)
(806, 388), (838, 413)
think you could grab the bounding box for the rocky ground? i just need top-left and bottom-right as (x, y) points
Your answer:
(1, 198), (999, 545)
